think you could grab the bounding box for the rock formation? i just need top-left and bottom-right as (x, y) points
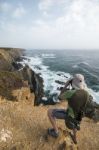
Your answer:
(0, 47), (44, 103)
(0, 47), (24, 71)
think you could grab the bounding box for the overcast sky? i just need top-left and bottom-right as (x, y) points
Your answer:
(0, 0), (99, 49)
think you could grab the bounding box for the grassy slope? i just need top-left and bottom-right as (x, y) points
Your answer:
(0, 48), (24, 100)
(0, 71), (24, 100)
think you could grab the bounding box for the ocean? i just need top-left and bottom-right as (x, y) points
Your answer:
(21, 49), (99, 103)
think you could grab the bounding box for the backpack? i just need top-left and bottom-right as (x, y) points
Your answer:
(68, 89), (89, 119)
(65, 90), (89, 130)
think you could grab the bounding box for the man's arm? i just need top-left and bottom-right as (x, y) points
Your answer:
(61, 78), (72, 93)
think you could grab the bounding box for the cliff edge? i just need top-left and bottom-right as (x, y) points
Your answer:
(0, 48), (99, 150)
(0, 99), (98, 150)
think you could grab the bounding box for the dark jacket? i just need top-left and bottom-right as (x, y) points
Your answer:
(68, 89), (89, 121)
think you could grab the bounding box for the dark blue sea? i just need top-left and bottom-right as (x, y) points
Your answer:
(22, 49), (99, 103)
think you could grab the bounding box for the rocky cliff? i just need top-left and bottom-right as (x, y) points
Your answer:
(0, 47), (24, 71)
(0, 47), (44, 103)
(0, 47), (99, 150)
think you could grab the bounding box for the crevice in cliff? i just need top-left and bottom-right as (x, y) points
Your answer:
(18, 65), (44, 105)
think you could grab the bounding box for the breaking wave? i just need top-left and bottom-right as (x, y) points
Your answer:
(21, 51), (99, 103)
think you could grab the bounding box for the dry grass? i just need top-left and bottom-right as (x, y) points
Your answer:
(0, 99), (98, 150)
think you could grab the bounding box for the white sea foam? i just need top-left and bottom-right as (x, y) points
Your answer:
(41, 53), (56, 58)
(80, 61), (90, 66)
(72, 64), (78, 68)
(21, 54), (99, 103)
(72, 61), (90, 69)
(22, 55), (70, 95)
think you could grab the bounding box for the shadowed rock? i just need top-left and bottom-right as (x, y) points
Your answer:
(18, 65), (44, 105)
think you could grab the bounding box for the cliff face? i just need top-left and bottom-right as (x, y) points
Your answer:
(18, 65), (44, 105)
(0, 48), (24, 71)
(0, 48), (44, 102)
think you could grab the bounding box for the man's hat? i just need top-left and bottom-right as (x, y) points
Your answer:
(72, 74), (87, 90)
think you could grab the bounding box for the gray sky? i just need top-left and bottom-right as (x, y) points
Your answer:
(0, 0), (99, 49)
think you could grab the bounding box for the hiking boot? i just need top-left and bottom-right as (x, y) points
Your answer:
(48, 128), (59, 138)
